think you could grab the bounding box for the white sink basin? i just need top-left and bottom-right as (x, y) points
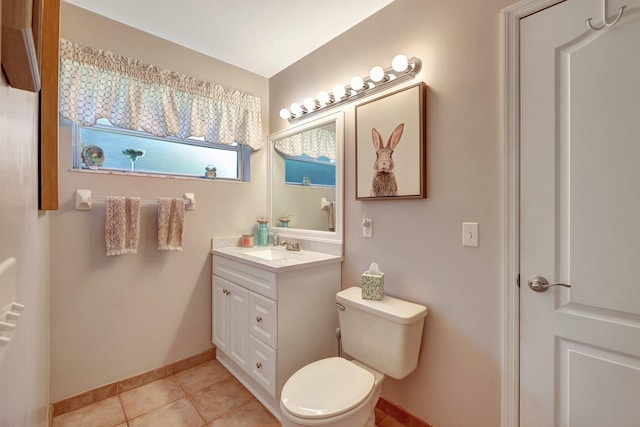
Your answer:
(245, 248), (297, 260)
(212, 245), (342, 272)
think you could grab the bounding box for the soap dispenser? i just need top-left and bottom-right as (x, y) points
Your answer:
(256, 217), (270, 246)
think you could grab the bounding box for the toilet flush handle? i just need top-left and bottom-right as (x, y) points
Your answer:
(335, 302), (345, 311)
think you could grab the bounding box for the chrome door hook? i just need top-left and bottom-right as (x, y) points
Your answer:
(586, 0), (626, 31)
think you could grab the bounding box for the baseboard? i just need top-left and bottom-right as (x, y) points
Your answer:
(51, 347), (216, 417)
(376, 396), (432, 427)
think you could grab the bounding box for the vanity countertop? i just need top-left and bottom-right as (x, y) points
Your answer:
(211, 246), (342, 273)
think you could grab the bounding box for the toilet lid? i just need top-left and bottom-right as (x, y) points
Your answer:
(281, 357), (375, 419)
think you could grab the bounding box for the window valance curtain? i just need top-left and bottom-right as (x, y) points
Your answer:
(273, 124), (337, 161)
(58, 38), (263, 150)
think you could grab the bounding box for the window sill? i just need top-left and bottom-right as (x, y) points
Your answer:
(68, 168), (242, 183)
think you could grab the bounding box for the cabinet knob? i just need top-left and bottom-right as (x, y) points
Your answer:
(256, 316), (262, 323)
(256, 362), (262, 369)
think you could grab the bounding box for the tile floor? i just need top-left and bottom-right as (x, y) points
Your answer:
(51, 358), (406, 426)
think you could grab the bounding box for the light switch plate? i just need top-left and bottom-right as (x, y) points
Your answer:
(462, 222), (479, 247)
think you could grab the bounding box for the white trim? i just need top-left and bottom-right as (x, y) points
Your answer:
(501, 1), (565, 426)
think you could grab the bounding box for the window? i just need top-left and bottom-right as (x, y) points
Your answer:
(284, 155), (336, 187)
(73, 119), (249, 180)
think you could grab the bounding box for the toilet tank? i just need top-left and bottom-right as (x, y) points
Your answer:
(336, 287), (428, 380)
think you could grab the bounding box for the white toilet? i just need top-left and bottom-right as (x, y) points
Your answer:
(280, 286), (428, 427)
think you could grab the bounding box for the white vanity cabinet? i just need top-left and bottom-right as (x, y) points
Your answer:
(212, 276), (249, 372)
(211, 251), (341, 419)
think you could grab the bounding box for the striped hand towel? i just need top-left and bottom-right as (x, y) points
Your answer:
(105, 197), (140, 256)
(158, 198), (185, 251)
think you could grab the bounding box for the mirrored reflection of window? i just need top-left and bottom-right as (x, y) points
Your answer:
(284, 155), (336, 187)
(273, 122), (336, 188)
(72, 119), (248, 180)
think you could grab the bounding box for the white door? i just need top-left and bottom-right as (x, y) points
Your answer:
(520, 1), (640, 426)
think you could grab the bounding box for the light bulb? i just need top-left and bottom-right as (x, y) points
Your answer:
(290, 103), (302, 116)
(350, 75), (364, 91)
(392, 54), (409, 72)
(304, 97), (316, 111)
(369, 66), (385, 82)
(317, 91), (330, 105)
(332, 84), (346, 100)
(279, 108), (291, 120)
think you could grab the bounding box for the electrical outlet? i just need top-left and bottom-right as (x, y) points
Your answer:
(462, 222), (479, 247)
(363, 218), (373, 238)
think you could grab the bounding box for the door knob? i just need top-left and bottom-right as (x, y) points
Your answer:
(527, 275), (572, 292)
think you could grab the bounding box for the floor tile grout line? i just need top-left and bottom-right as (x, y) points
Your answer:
(202, 394), (259, 426)
(175, 365), (271, 425)
(175, 373), (209, 425)
(174, 361), (235, 395)
(177, 372), (254, 424)
(116, 393), (129, 426)
(121, 375), (190, 423)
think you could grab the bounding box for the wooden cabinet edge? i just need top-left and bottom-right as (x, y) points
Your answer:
(39, 0), (60, 211)
(1, 0), (40, 91)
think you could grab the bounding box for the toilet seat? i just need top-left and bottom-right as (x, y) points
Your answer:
(281, 357), (375, 420)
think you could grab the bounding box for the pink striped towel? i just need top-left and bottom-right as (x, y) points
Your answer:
(105, 197), (140, 256)
(158, 198), (185, 251)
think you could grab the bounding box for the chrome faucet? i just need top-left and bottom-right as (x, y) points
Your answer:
(280, 240), (300, 251)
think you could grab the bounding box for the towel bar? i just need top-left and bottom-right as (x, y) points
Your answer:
(75, 189), (195, 211)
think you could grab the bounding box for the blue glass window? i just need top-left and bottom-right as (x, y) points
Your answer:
(73, 119), (248, 180)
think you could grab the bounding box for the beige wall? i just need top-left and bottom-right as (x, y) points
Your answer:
(50, 1), (513, 424)
(50, 4), (269, 401)
(270, 0), (511, 425)
(0, 78), (51, 423)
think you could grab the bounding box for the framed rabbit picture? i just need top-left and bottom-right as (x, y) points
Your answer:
(355, 83), (426, 200)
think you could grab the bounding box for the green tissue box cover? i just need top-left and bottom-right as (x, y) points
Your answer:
(361, 272), (384, 300)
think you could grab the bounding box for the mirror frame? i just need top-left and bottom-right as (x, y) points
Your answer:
(268, 111), (344, 244)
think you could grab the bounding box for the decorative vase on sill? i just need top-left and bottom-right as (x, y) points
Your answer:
(81, 145), (105, 170)
(278, 215), (291, 228)
(122, 148), (145, 172)
(256, 216), (270, 246)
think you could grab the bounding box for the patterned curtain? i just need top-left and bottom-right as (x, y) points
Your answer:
(58, 39), (263, 150)
(273, 123), (336, 160)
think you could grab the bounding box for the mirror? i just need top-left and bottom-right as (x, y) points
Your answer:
(268, 112), (344, 243)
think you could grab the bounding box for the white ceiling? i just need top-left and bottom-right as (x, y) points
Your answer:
(63, 0), (395, 78)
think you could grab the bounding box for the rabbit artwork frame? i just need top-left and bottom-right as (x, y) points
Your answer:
(355, 83), (426, 200)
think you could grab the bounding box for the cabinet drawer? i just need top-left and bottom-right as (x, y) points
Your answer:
(249, 292), (277, 349)
(213, 256), (277, 299)
(249, 335), (276, 397)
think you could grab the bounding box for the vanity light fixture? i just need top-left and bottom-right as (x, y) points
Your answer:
(332, 84), (346, 101)
(280, 54), (422, 122)
(350, 75), (365, 91)
(369, 65), (386, 83)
